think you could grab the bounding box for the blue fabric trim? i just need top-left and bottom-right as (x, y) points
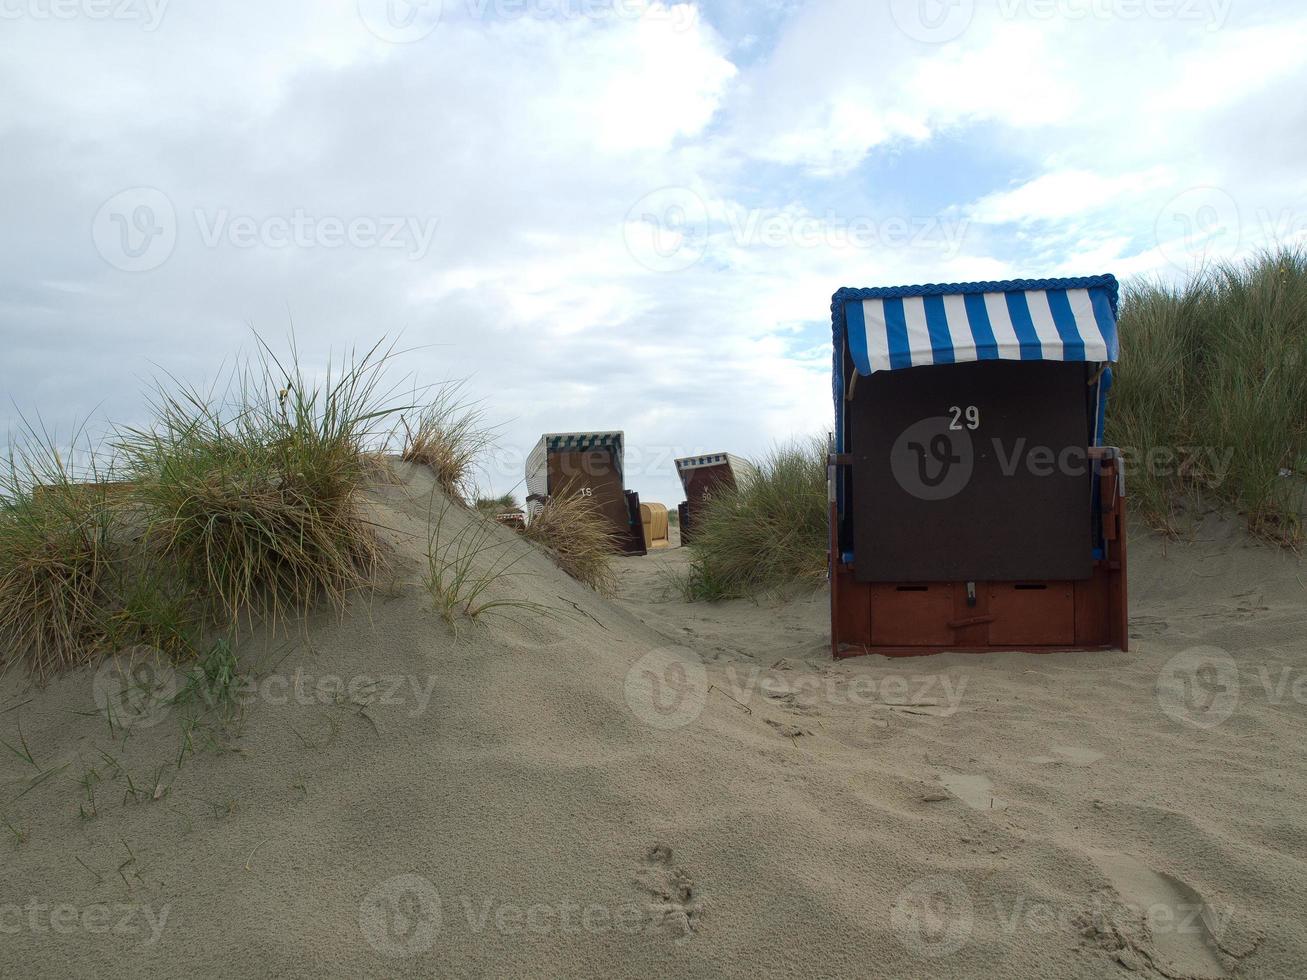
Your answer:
(962, 292), (999, 360)
(832, 332), (844, 450)
(844, 299), (870, 383)
(1089, 288), (1120, 361)
(882, 297), (912, 370)
(922, 294), (955, 365)
(1004, 290), (1043, 360)
(831, 274), (1120, 309)
(1045, 288), (1086, 362)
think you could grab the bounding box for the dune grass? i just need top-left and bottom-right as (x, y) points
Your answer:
(0, 425), (117, 677)
(116, 337), (405, 630)
(474, 492), (519, 515)
(678, 439), (827, 601)
(1109, 248), (1307, 544)
(170, 637), (243, 720)
(424, 496), (546, 629)
(524, 487), (619, 594)
(2, 332), (560, 688)
(401, 382), (494, 503)
(102, 564), (203, 662)
(1, 332), (528, 679)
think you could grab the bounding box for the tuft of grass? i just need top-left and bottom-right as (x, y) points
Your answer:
(679, 439), (827, 601)
(0, 422), (117, 678)
(171, 638), (243, 720)
(103, 564), (203, 662)
(523, 485), (620, 594)
(1109, 248), (1307, 545)
(117, 336), (405, 629)
(401, 382), (494, 503)
(473, 492), (519, 515)
(424, 496), (546, 629)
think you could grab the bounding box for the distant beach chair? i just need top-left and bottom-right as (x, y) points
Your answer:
(640, 502), (670, 550)
(494, 511), (526, 532)
(828, 276), (1128, 656)
(525, 431), (647, 556)
(673, 453), (754, 546)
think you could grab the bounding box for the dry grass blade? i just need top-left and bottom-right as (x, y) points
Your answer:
(0, 419), (117, 678)
(523, 485), (620, 594)
(424, 495), (551, 630)
(115, 334), (407, 630)
(401, 381), (495, 504)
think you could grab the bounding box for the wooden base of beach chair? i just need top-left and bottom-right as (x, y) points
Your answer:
(830, 454), (1128, 657)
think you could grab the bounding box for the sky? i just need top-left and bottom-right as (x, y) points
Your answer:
(2, 0), (1305, 506)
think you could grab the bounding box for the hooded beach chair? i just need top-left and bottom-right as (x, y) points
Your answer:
(828, 276), (1127, 656)
(525, 431), (647, 556)
(673, 453), (755, 546)
(640, 502), (671, 550)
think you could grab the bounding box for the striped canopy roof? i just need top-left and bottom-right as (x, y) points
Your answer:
(675, 452), (740, 471)
(833, 276), (1119, 375)
(526, 431), (625, 502)
(542, 431), (623, 452)
(674, 452), (755, 489)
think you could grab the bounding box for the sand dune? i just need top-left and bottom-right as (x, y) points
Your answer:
(2, 466), (1304, 978)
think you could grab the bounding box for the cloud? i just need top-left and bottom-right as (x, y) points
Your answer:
(969, 168), (1174, 225)
(1, 0), (1306, 508)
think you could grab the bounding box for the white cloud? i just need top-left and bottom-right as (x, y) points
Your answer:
(2, 0), (1307, 506)
(969, 168), (1174, 224)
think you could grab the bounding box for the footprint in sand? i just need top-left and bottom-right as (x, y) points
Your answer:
(935, 772), (1006, 811)
(1087, 850), (1231, 978)
(765, 718), (813, 738)
(764, 690), (820, 717)
(635, 844), (702, 940)
(1029, 745), (1105, 767)
(1129, 615), (1169, 639)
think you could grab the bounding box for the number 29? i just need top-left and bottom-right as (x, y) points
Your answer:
(948, 405), (980, 431)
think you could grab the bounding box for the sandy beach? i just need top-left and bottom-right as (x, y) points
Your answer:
(2, 465), (1305, 978)
(6, 2), (1307, 976)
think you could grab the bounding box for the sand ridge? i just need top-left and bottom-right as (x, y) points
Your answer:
(1, 466), (1304, 978)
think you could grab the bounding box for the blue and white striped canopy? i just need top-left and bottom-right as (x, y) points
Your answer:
(834, 277), (1119, 375)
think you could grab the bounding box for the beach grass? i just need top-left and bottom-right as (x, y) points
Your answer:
(523, 487), (619, 594)
(401, 381), (495, 504)
(424, 496), (546, 629)
(0, 332), (537, 677)
(0, 422), (117, 677)
(1110, 248), (1307, 545)
(116, 336), (406, 630)
(474, 492), (519, 515)
(678, 439), (827, 601)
